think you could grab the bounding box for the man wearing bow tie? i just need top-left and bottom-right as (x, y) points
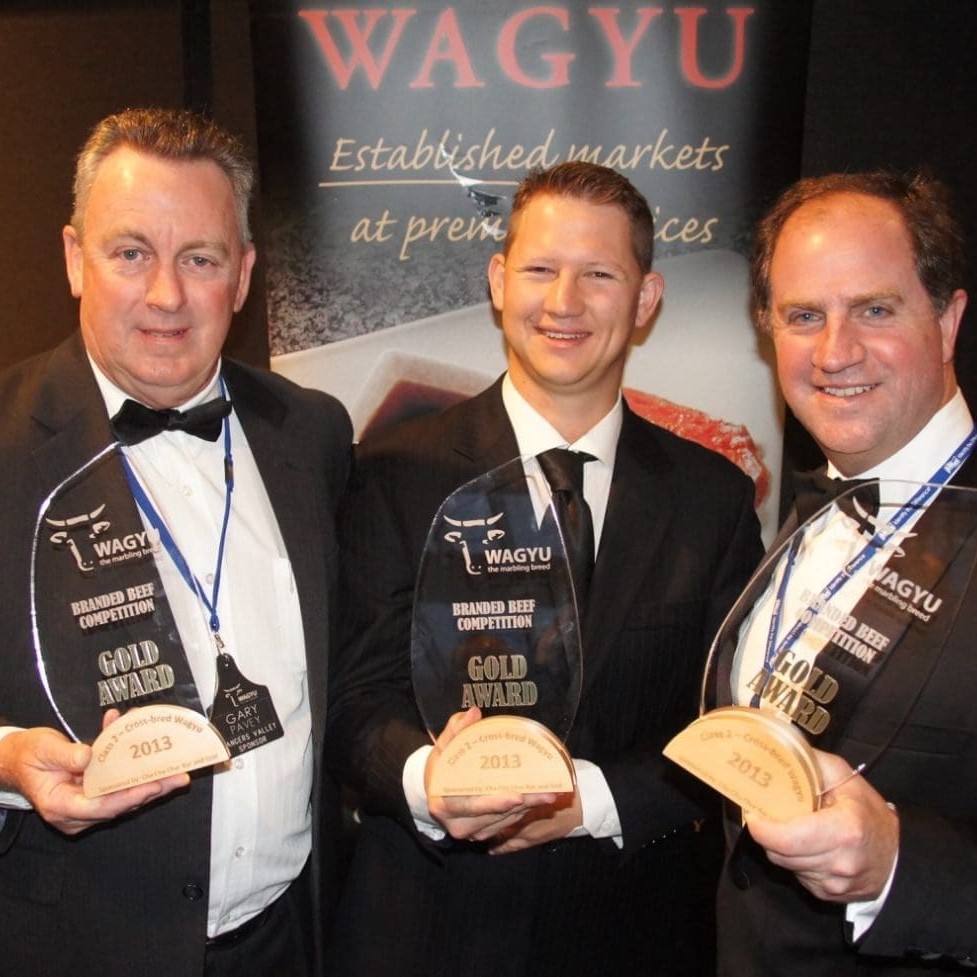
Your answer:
(716, 171), (976, 975)
(326, 162), (763, 977)
(0, 108), (351, 977)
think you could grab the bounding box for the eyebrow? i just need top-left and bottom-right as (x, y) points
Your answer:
(103, 228), (152, 247)
(104, 229), (232, 259)
(180, 240), (232, 259)
(847, 290), (903, 306)
(514, 254), (629, 272)
(777, 289), (904, 310)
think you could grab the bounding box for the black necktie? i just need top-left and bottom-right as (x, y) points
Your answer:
(111, 397), (232, 446)
(537, 448), (596, 608)
(793, 469), (880, 530)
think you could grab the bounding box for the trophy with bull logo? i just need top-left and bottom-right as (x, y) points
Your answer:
(664, 479), (977, 820)
(412, 457), (583, 796)
(31, 444), (228, 798)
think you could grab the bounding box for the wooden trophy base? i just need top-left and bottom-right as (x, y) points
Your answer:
(83, 704), (230, 797)
(663, 706), (821, 819)
(428, 715), (576, 796)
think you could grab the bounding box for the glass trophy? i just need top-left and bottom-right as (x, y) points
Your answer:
(31, 444), (229, 797)
(412, 458), (583, 796)
(664, 480), (977, 819)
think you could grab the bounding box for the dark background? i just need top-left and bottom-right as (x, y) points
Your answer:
(792, 0), (977, 476)
(1, 0), (973, 497)
(0, 0), (267, 368)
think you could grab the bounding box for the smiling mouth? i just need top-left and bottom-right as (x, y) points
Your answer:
(141, 327), (188, 338)
(820, 384), (877, 398)
(539, 327), (588, 341)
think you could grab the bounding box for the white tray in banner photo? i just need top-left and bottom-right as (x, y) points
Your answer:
(350, 348), (493, 441)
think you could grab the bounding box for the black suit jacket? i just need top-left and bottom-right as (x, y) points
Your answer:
(326, 378), (763, 977)
(0, 333), (351, 977)
(717, 455), (977, 976)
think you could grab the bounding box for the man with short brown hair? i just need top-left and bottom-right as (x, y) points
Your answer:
(327, 161), (763, 977)
(717, 169), (976, 975)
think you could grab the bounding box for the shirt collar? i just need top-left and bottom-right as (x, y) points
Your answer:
(826, 389), (974, 483)
(500, 373), (621, 468)
(88, 355), (224, 418)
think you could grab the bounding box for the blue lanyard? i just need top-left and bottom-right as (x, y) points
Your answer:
(756, 427), (977, 706)
(118, 382), (234, 640)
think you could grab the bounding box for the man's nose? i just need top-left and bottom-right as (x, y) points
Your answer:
(544, 271), (583, 316)
(812, 315), (865, 372)
(145, 263), (187, 312)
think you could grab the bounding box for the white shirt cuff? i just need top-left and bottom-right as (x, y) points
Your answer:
(570, 758), (623, 848)
(403, 744), (446, 840)
(846, 851), (899, 940)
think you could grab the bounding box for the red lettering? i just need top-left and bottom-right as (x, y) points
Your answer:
(589, 7), (664, 88)
(298, 8), (416, 90)
(300, 5), (754, 92)
(410, 8), (484, 88)
(676, 7), (753, 89)
(498, 7), (574, 89)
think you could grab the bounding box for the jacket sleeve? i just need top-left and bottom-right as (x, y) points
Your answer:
(325, 445), (433, 830)
(855, 806), (977, 968)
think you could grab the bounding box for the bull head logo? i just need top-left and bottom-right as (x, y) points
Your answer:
(45, 504), (111, 576)
(443, 512), (505, 575)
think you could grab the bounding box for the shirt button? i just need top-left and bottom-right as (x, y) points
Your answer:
(234, 759), (244, 770)
(182, 485), (192, 497)
(235, 846), (246, 858)
(205, 573), (215, 584)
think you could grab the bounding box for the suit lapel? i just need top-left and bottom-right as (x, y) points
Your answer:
(581, 406), (676, 692)
(713, 511), (803, 708)
(29, 334), (118, 493)
(831, 452), (977, 748)
(448, 378), (521, 472)
(223, 361), (332, 751)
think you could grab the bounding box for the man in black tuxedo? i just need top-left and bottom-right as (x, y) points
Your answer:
(716, 170), (977, 974)
(0, 108), (351, 977)
(326, 161), (763, 977)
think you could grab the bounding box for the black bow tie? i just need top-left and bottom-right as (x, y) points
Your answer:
(111, 397), (232, 446)
(793, 469), (880, 528)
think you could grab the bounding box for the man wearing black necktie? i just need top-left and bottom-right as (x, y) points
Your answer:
(326, 162), (763, 977)
(715, 171), (977, 975)
(0, 108), (351, 977)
